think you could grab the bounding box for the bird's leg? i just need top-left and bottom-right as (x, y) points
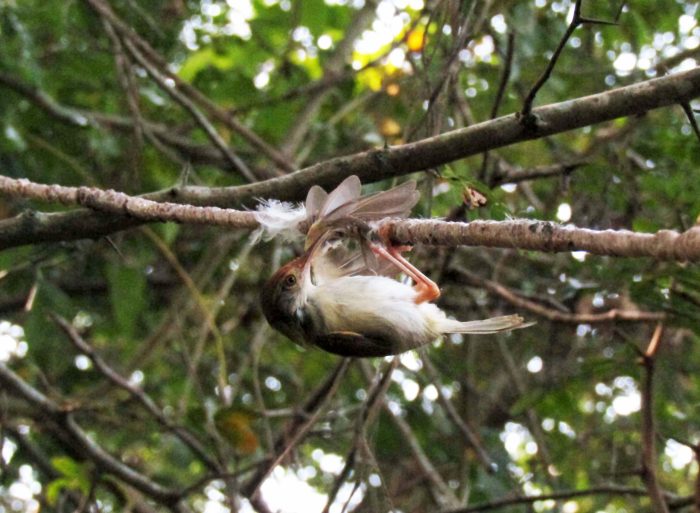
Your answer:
(369, 243), (440, 304)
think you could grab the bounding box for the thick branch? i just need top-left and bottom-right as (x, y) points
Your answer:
(385, 218), (700, 262)
(0, 176), (258, 233)
(0, 67), (697, 248)
(4, 176), (700, 262)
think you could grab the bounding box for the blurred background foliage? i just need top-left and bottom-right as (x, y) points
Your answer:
(0, 0), (699, 512)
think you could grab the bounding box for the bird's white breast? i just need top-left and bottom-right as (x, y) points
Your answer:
(308, 275), (446, 348)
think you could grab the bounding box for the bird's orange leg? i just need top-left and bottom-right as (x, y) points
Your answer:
(369, 243), (440, 303)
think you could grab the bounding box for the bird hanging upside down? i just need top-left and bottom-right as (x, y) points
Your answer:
(259, 176), (530, 357)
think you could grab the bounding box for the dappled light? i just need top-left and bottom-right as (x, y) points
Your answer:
(1, 0), (700, 512)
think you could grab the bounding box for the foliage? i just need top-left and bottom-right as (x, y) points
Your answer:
(0, 0), (699, 512)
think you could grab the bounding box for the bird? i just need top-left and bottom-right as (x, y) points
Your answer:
(260, 176), (530, 357)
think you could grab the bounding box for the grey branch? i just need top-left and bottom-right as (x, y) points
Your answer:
(384, 218), (700, 262)
(0, 66), (698, 249)
(4, 176), (700, 262)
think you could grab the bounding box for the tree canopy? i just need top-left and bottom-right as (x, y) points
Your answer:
(1, 0), (700, 512)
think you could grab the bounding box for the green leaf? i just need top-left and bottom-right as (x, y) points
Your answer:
(46, 457), (91, 505)
(178, 47), (235, 82)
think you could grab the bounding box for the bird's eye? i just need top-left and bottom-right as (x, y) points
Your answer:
(284, 274), (297, 288)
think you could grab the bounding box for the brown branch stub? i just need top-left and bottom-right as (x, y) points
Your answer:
(640, 324), (671, 513)
(645, 323), (664, 358)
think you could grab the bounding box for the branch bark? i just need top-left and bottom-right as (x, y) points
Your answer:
(0, 66), (697, 249)
(4, 176), (700, 262)
(385, 218), (700, 262)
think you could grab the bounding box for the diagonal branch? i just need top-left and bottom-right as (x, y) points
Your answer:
(241, 358), (351, 499)
(0, 66), (698, 249)
(0, 362), (183, 508)
(521, 0), (624, 119)
(115, 28), (257, 182)
(83, 0), (293, 173)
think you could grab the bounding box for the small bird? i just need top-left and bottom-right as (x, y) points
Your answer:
(260, 177), (530, 357)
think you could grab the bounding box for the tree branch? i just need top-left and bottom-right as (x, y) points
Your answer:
(0, 66), (698, 249)
(448, 267), (666, 323)
(0, 362), (182, 507)
(51, 314), (221, 473)
(0, 176), (258, 232)
(386, 218), (700, 262)
(359, 360), (460, 508)
(241, 358), (351, 499)
(4, 175), (700, 263)
(83, 0), (293, 174)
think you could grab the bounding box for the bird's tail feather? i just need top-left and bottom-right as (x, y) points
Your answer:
(438, 314), (532, 335)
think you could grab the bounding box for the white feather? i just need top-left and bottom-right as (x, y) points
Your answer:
(307, 275), (527, 350)
(253, 199), (307, 242)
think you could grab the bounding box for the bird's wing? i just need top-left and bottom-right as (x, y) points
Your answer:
(304, 185), (328, 222)
(318, 175), (362, 218)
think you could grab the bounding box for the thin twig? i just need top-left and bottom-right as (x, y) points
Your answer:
(480, 30), (516, 181)
(448, 267), (666, 323)
(321, 358), (398, 513)
(491, 31), (516, 120)
(521, 0), (622, 120)
(116, 34), (257, 182)
(420, 355), (495, 472)
(83, 0), (293, 174)
(680, 102), (700, 145)
(359, 360), (460, 508)
(241, 358), (352, 499)
(280, 0), (378, 159)
(440, 484), (678, 513)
